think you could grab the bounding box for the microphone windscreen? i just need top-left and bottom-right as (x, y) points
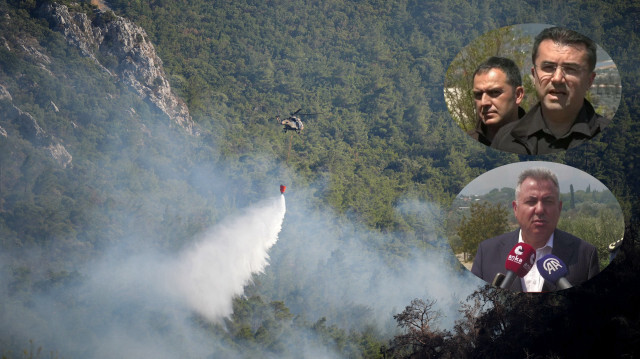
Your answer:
(536, 254), (569, 283)
(504, 242), (536, 277)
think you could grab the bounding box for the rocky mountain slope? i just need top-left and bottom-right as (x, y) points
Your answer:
(37, 2), (196, 135)
(0, 2), (197, 168)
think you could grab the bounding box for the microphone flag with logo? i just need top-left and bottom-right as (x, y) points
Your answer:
(505, 242), (537, 277)
(499, 242), (536, 289)
(536, 254), (572, 289)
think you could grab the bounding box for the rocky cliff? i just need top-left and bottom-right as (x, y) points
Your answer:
(0, 2), (198, 169)
(0, 84), (73, 168)
(37, 2), (197, 136)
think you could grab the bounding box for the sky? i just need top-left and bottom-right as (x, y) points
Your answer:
(458, 161), (611, 196)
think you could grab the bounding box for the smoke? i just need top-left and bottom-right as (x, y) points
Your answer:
(261, 192), (480, 332)
(0, 194), (287, 358)
(0, 4), (484, 355)
(0, 179), (482, 358)
(87, 193), (287, 322)
(0, 172), (482, 359)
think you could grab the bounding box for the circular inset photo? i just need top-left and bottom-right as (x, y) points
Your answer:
(444, 24), (621, 155)
(448, 161), (624, 292)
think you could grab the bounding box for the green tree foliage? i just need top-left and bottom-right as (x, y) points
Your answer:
(570, 183), (576, 209)
(456, 201), (509, 259)
(559, 204), (625, 270)
(0, 0), (639, 357)
(216, 296), (386, 358)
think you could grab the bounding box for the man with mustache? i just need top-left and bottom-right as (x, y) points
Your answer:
(469, 57), (525, 146)
(471, 168), (599, 292)
(491, 27), (608, 154)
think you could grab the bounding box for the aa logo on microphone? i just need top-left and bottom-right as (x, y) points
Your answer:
(542, 257), (563, 274)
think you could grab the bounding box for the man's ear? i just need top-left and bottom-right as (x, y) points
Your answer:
(515, 86), (525, 105)
(588, 71), (596, 87)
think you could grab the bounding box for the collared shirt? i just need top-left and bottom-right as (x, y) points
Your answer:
(518, 230), (554, 292)
(491, 99), (609, 155)
(468, 106), (526, 146)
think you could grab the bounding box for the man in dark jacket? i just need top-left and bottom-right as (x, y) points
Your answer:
(471, 167), (599, 292)
(492, 27), (609, 154)
(468, 56), (525, 146)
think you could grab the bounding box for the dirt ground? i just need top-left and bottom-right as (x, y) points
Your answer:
(456, 252), (473, 270)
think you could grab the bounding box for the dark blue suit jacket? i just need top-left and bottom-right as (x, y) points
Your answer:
(471, 229), (600, 292)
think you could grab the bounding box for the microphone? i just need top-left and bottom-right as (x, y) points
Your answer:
(499, 243), (536, 289)
(491, 272), (505, 287)
(536, 254), (572, 290)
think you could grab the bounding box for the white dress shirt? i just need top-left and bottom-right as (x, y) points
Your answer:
(518, 230), (554, 292)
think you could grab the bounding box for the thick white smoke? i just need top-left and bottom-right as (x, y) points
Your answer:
(173, 194), (286, 320)
(263, 194), (479, 331)
(1, 194), (287, 358)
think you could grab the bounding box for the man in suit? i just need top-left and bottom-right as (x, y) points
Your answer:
(471, 167), (600, 292)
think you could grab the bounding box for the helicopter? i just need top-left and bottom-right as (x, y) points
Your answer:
(277, 109), (318, 134)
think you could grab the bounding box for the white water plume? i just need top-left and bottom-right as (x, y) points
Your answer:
(1, 194), (288, 358)
(172, 194), (286, 321)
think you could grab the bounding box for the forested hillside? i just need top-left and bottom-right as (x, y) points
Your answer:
(1, 0), (639, 358)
